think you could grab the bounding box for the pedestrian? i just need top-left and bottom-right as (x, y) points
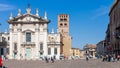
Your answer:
(111, 55), (114, 62)
(86, 56), (89, 61)
(117, 55), (120, 61)
(51, 57), (54, 63)
(45, 56), (49, 63)
(0, 56), (3, 68)
(102, 55), (105, 62)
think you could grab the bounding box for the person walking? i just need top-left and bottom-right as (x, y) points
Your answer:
(45, 56), (49, 63)
(0, 56), (3, 68)
(51, 57), (54, 63)
(86, 55), (89, 61)
(117, 55), (120, 61)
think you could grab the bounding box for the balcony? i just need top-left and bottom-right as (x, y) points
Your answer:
(47, 42), (60, 45)
(21, 42), (35, 47)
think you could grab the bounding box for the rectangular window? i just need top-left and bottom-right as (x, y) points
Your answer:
(8, 37), (10, 40)
(40, 43), (43, 55)
(2, 37), (5, 42)
(48, 48), (51, 55)
(14, 43), (17, 50)
(40, 44), (43, 50)
(54, 48), (57, 55)
(26, 32), (31, 42)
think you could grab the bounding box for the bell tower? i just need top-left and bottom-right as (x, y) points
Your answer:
(58, 14), (69, 36)
(58, 14), (72, 58)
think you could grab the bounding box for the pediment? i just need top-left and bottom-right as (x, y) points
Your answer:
(14, 14), (40, 22)
(8, 14), (50, 23)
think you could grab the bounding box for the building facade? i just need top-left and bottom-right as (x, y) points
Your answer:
(47, 29), (61, 60)
(79, 50), (85, 59)
(96, 40), (105, 56)
(84, 44), (96, 58)
(71, 48), (80, 59)
(58, 14), (72, 58)
(0, 32), (9, 58)
(106, 0), (120, 56)
(7, 6), (61, 60)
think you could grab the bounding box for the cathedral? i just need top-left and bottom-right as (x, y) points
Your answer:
(7, 6), (61, 60)
(0, 5), (72, 60)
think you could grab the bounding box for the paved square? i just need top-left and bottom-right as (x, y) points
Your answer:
(3, 59), (120, 68)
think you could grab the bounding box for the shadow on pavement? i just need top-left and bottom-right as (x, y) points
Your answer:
(0, 66), (7, 68)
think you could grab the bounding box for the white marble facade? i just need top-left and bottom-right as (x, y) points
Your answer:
(7, 6), (61, 60)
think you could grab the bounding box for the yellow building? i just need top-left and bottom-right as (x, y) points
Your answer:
(71, 48), (80, 59)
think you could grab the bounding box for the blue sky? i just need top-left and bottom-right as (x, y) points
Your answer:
(0, 0), (114, 49)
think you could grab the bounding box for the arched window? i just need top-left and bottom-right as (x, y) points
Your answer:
(60, 23), (63, 26)
(64, 23), (67, 26)
(64, 18), (67, 21)
(60, 19), (63, 21)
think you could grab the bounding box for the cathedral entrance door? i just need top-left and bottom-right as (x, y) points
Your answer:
(25, 48), (31, 59)
(14, 53), (17, 59)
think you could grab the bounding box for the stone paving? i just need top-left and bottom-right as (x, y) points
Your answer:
(2, 59), (120, 68)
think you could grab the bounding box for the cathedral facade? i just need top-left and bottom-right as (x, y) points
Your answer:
(7, 6), (61, 60)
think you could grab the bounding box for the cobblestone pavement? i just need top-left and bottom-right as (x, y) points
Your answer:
(2, 59), (120, 68)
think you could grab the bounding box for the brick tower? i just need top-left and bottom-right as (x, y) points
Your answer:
(58, 14), (72, 58)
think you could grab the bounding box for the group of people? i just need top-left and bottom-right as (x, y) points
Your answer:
(44, 56), (55, 63)
(102, 54), (120, 62)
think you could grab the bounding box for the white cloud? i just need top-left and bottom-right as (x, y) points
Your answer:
(0, 4), (16, 11)
(91, 5), (110, 20)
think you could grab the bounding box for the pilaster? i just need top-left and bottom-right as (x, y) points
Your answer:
(17, 24), (21, 60)
(9, 24), (13, 59)
(35, 23), (39, 59)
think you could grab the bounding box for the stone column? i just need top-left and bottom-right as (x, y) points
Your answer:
(9, 24), (13, 59)
(17, 24), (21, 60)
(35, 23), (39, 59)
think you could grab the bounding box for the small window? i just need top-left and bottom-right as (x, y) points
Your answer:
(60, 19), (63, 21)
(54, 48), (57, 55)
(64, 18), (67, 21)
(26, 32), (31, 42)
(64, 23), (67, 26)
(1, 48), (3, 55)
(60, 23), (63, 26)
(40, 43), (43, 50)
(2, 37), (5, 41)
(8, 37), (10, 40)
(14, 43), (17, 50)
(48, 48), (51, 55)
